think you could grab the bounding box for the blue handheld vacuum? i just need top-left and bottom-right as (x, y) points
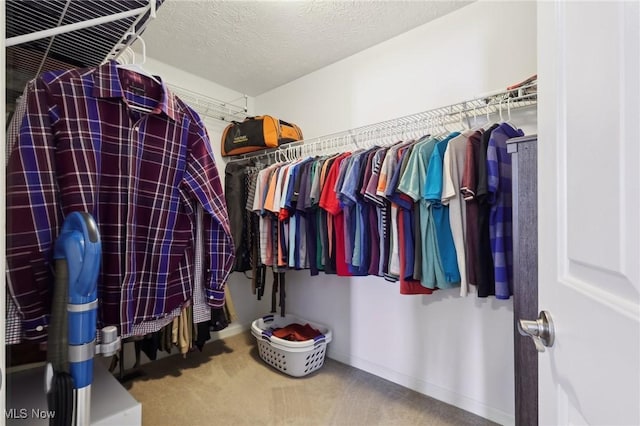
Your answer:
(46, 212), (120, 426)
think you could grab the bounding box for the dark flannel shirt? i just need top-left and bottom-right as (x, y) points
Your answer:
(6, 61), (235, 340)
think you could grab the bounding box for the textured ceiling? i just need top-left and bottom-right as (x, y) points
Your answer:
(142, 0), (473, 96)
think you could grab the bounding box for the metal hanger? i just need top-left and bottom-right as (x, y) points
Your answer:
(436, 112), (448, 138)
(458, 105), (468, 131)
(481, 99), (496, 131)
(116, 31), (161, 85)
(115, 31), (162, 113)
(503, 95), (520, 131)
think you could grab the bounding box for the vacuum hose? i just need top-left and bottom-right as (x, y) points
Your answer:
(46, 259), (73, 426)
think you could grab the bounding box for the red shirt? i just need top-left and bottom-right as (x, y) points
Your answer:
(320, 153), (352, 276)
(398, 210), (433, 295)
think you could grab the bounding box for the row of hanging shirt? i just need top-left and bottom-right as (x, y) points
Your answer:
(5, 60), (235, 343)
(243, 121), (524, 299)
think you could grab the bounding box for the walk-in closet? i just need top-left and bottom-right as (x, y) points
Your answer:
(3, 1), (639, 426)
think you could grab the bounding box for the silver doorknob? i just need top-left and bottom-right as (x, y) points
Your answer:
(518, 310), (555, 352)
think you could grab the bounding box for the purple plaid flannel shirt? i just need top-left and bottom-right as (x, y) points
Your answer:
(6, 61), (235, 340)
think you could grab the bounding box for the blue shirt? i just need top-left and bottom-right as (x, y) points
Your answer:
(338, 154), (359, 268)
(387, 144), (415, 209)
(424, 133), (461, 287)
(341, 151), (370, 275)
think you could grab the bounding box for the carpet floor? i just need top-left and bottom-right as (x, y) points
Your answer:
(123, 331), (498, 426)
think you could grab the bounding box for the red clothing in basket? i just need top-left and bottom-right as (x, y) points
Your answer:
(272, 323), (322, 342)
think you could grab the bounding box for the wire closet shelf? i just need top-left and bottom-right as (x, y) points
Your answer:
(167, 85), (249, 123)
(6, 0), (249, 124)
(227, 80), (537, 164)
(5, 0), (163, 109)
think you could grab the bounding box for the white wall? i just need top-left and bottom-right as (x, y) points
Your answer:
(254, 1), (537, 424)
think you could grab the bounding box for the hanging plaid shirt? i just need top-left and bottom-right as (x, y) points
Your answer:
(6, 61), (235, 340)
(5, 83), (31, 344)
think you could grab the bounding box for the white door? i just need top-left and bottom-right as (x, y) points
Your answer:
(537, 2), (640, 425)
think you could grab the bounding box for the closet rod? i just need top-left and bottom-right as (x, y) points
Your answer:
(226, 81), (537, 164)
(6, 2), (155, 47)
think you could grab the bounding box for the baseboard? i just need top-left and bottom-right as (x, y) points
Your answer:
(210, 322), (249, 341)
(327, 349), (515, 426)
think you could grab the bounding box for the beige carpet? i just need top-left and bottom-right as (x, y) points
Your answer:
(124, 332), (498, 426)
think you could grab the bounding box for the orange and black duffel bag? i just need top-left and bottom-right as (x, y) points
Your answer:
(221, 115), (303, 157)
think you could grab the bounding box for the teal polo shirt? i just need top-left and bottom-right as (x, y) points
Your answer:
(398, 138), (446, 289)
(424, 133), (461, 287)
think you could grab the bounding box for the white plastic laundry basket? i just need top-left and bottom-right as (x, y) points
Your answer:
(251, 314), (332, 378)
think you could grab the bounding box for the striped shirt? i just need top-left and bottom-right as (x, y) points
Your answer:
(6, 61), (234, 340)
(487, 123), (524, 299)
